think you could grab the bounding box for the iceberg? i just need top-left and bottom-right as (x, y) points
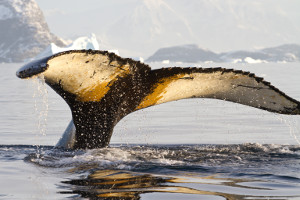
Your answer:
(33, 34), (120, 60)
(32, 33), (148, 63)
(244, 57), (267, 64)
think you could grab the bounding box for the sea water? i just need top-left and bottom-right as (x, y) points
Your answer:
(0, 62), (300, 199)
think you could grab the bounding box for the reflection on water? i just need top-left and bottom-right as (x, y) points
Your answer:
(60, 169), (299, 200)
(1, 144), (300, 199)
(44, 144), (300, 200)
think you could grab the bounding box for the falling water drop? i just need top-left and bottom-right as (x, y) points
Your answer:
(29, 75), (49, 151)
(276, 115), (300, 145)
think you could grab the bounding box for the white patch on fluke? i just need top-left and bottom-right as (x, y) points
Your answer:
(156, 71), (297, 113)
(44, 52), (130, 101)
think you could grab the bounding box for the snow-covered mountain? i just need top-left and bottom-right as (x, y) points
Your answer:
(0, 0), (66, 63)
(1, 0), (299, 62)
(165, 0), (300, 53)
(105, 0), (196, 57)
(147, 44), (300, 63)
(37, 0), (300, 58)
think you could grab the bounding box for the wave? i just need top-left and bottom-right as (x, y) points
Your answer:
(2, 143), (300, 199)
(1, 143), (299, 174)
(11, 143), (297, 175)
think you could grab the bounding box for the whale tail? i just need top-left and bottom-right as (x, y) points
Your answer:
(16, 50), (300, 149)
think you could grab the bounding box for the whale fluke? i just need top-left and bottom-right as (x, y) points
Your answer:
(16, 50), (300, 149)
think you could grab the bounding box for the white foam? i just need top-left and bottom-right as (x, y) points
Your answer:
(28, 144), (300, 170)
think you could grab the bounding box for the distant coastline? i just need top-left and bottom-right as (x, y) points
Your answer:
(146, 44), (300, 63)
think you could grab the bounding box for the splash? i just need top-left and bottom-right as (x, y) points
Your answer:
(276, 115), (300, 145)
(29, 75), (49, 150)
(27, 144), (300, 171)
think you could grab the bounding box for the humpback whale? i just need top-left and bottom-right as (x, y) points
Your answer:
(16, 50), (300, 149)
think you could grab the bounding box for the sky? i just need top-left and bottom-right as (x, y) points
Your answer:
(35, 0), (300, 58)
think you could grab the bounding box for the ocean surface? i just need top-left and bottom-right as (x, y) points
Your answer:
(0, 62), (300, 199)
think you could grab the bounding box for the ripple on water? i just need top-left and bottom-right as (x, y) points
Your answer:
(1, 144), (300, 199)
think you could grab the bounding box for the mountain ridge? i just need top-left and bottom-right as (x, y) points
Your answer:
(0, 0), (66, 63)
(37, 0), (300, 58)
(146, 44), (300, 63)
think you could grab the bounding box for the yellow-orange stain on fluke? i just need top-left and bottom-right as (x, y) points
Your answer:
(77, 65), (130, 102)
(136, 73), (185, 110)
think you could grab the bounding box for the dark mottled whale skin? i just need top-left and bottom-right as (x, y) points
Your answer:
(16, 50), (300, 149)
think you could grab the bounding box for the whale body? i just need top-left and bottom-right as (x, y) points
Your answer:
(16, 50), (300, 149)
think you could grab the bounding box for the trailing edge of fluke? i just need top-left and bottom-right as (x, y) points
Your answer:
(16, 50), (300, 149)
